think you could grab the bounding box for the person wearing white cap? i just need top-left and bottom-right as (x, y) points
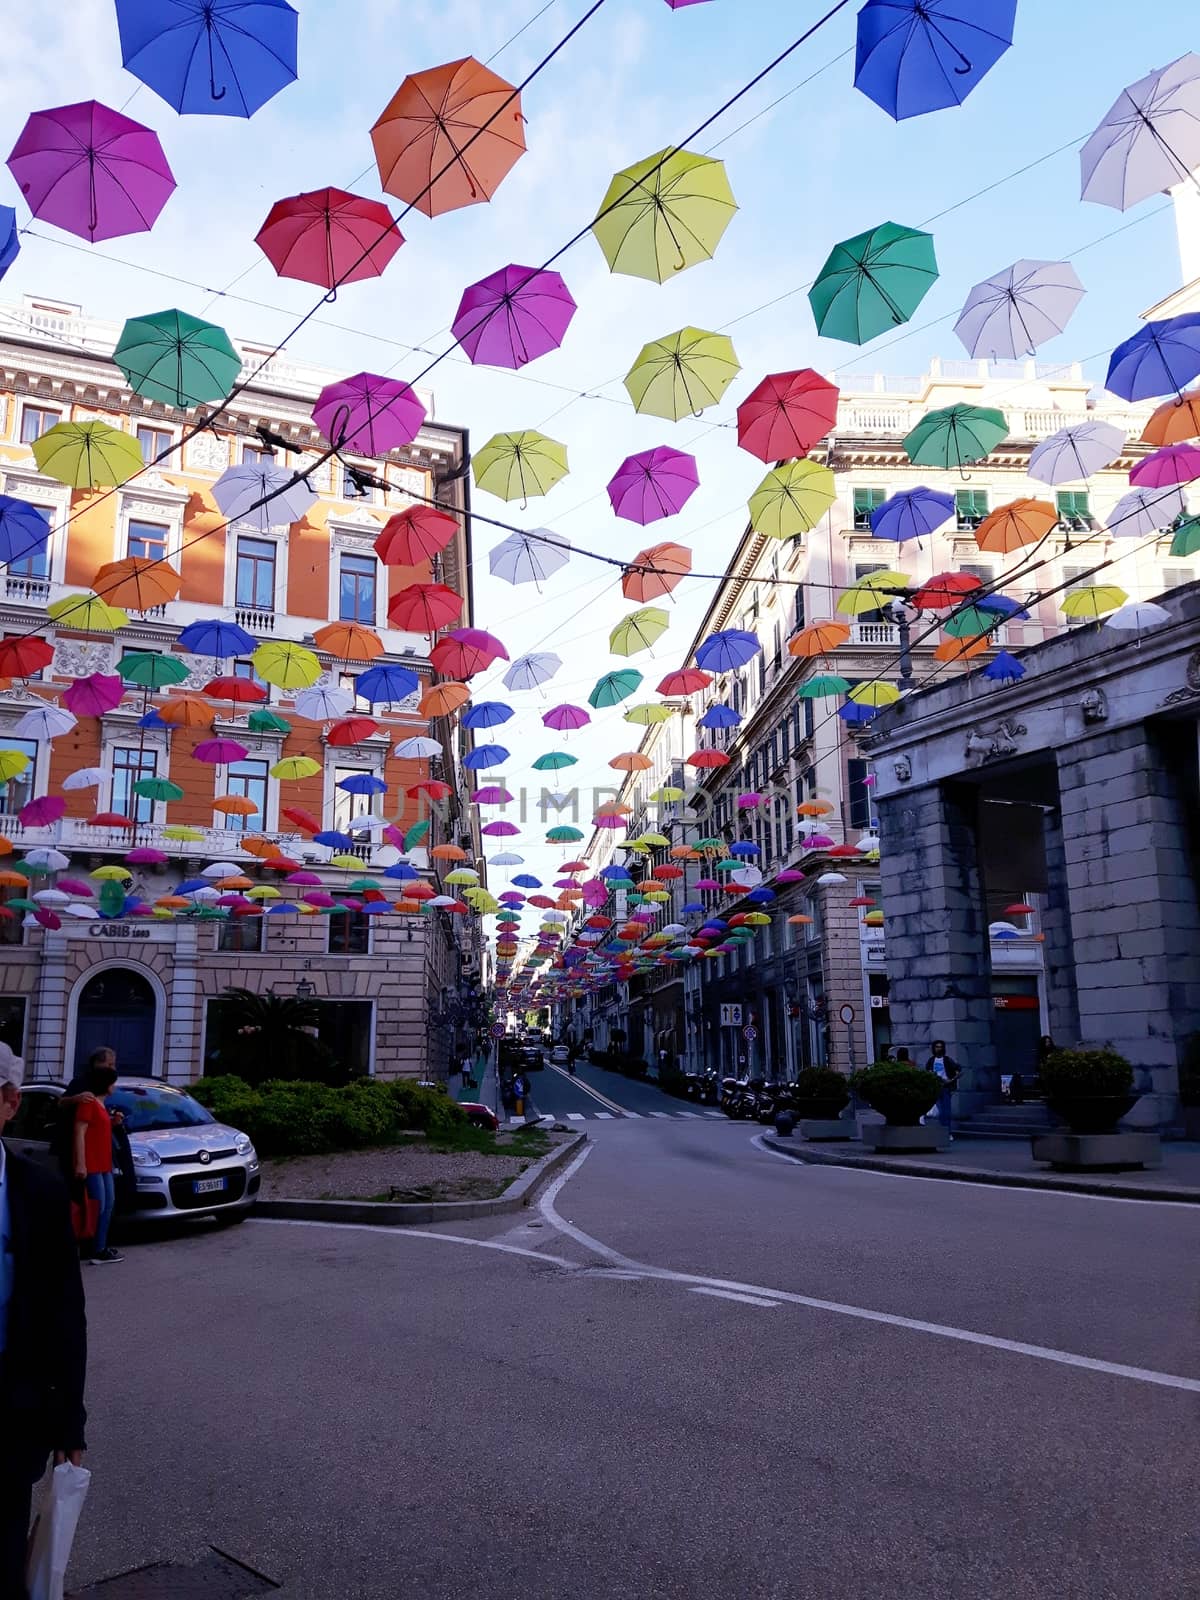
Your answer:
(0, 1040), (88, 1597)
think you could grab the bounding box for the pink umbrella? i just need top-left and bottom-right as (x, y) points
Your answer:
(452, 264), (577, 368)
(1129, 443), (1200, 488)
(737, 369), (840, 463)
(482, 820), (520, 836)
(694, 877), (720, 891)
(607, 447), (699, 524)
(473, 785), (513, 805)
(802, 832), (835, 849)
(59, 879), (93, 896)
(255, 188), (404, 290)
(287, 871), (322, 886)
(193, 738), (248, 764)
(18, 796), (66, 827)
(7, 101), (176, 243)
(312, 372), (425, 454)
(381, 825), (405, 849)
(34, 908), (61, 930)
(431, 628), (508, 678)
(593, 815), (628, 830)
(302, 891), (335, 908)
(216, 894), (250, 908)
(774, 869), (805, 884)
(737, 792), (763, 809)
(63, 673), (125, 716)
(125, 847), (168, 865)
(543, 703), (590, 732)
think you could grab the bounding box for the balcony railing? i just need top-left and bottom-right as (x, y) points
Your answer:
(234, 605), (276, 632)
(5, 575), (51, 603)
(852, 622), (900, 645)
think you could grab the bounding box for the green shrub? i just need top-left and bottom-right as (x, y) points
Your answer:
(1038, 1047), (1133, 1100)
(851, 1063), (940, 1125)
(193, 1073), (464, 1157)
(387, 1079), (467, 1137)
(793, 1068), (850, 1116)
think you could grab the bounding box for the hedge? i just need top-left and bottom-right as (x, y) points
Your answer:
(191, 1074), (467, 1158)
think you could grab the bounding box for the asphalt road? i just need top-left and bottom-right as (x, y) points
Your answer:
(527, 1056), (717, 1120)
(67, 1117), (1199, 1600)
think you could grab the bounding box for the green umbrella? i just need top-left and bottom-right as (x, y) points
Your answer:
(532, 751), (578, 770)
(944, 606), (1000, 639)
(248, 708), (293, 734)
(904, 404), (1008, 471)
(473, 431), (569, 503)
(624, 327), (740, 421)
(1170, 515), (1200, 557)
(131, 777), (185, 803)
(404, 818), (430, 850)
(808, 221), (938, 345)
(5, 899), (38, 912)
(113, 308), (242, 409)
(117, 651), (191, 689)
(749, 460), (837, 540)
(798, 674), (851, 699)
(591, 147), (738, 284)
(588, 669), (643, 708)
(546, 826), (584, 843)
(609, 606), (669, 657)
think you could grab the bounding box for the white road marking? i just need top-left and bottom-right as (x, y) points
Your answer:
(565, 1113), (586, 1121)
(536, 1146), (1200, 1396)
(593, 1111), (614, 1120)
(675, 1111), (702, 1119)
(647, 1111), (671, 1118)
(257, 1217), (578, 1269)
(545, 1061), (629, 1115)
(620, 1111), (643, 1118)
(702, 1110), (725, 1118)
(690, 1286), (780, 1308)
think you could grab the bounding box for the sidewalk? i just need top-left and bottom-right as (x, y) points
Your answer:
(452, 1049), (497, 1112)
(762, 1132), (1200, 1202)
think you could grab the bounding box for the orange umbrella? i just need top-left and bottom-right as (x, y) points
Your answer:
(313, 622), (384, 662)
(610, 752), (652, 772)
(217, 874), (255, 890)
(0, 837), (13, 856)
(158, 695), (213, 729)
(595, 801), (632, 817)
(788, 914), (813, 926)
(974, 498), (1058, 554)
(420, 682), (470, 717)
(93, 557), (182, 611)
(935, 634), (990, 662)
(239, 836), (277, 859)
(155, 896), (191, 910)
(214, 795), (259, 817)
(395, 898), (424, 915)
(669, 844), (695, 859)
(788, 620), (850, 657)
(1142, 391), (1200, 446)
(796, 799), (834, 816)
(431, 842), (467, 861)
(371, 58), (527, 218)
(622, 542), (692, 602)
(0, 869), (28, 887)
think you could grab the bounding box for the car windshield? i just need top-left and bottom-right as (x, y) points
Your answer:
(108, 1083), (214, 1133)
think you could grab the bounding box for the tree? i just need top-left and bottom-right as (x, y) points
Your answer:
(209, 988), (342, 1086)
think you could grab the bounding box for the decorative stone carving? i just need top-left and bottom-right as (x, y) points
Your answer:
(294, 451), (329, 489)
(1080, 687), (1108, 724)
(1160, 648), (1200, 708)
(392, 468), (427, 501)
(893, 755), (912, 783)
(51, 639), (115, 678)
(177, 653), (218, 690)
(964, 718), (1027, 763)
(184, 431), (229, 472)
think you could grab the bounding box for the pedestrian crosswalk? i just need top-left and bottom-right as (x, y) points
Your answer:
(559, 1109), (728, 1123)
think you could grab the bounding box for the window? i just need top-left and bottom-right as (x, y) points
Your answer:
(1055, 490), (1092, 533)
(224, 758), (268, 831)
(235, 537), (276, 611)
(0, 737), (38, 816)
(20, 405), (60, 444)
(219, 917), (265, 953)
(242, 443), (274, 467)
(1161, 565), (1195, 591)
(1061, 565), (1092, 626)
(956, 489), (989, 531)
(339, 552), (378, 623)
(852, 487), (886, 530)
(8, 541), (49, 580)
(127, 519), (169, 562)
(329, 907), (370, 955)
(136, 425), (174, 466)
(111, 746), (157, 824)
(848, 757), (872, 830)
(341, 463), (370, 500)
(232, 658), (270, 702)
(790, 585), (806, 634)
(338, 670), (372, 714)
(854, 561), (893, 625)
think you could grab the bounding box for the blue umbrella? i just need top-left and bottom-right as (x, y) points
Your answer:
(177, 618), (257, 657)
(0, 495), (51, 566)
(357, 663), (420, 704)
(730, 841), (760, 857)
(870, 487), (954, 542)
(681, 902), (706, 915)
(598, 866), (627, 881)
(974, 594), (1029, 620)
(462, 701), (514, 730)
(513, 874), (542, 888)
(747, 887), (775, 903)
(982, 650), (1026, 682)
(0, 206), (18, 281)
(1106, 315), (1200, 401)
(336, 773), (387, 796)
(115, 0), (299, 118)
(266, 902), (298, 915)
(314, 829), (353, 849)
(176, 879), (209, 895)
(698, 703), (741, 729)
(838, 701), (878, 724)
(361, 900), (392, 915)
(138, 710), (169, 729)
(463, 743), (510, 770)
(695, 629), (760, 672)
(854, 1), (1017, 121)
(383, 862), (418, 881)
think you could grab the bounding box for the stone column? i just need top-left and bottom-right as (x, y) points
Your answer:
(165, 924), (201, 1083)
(877, 780), (996, 1108)
(29, 932), (70, 1081)
(1040, 808), (1080, 1046)
(1056, 724), (1200, 1126)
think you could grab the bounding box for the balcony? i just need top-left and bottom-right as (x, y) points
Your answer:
(5, 575), (50, 604)
(234, 605), (276, 633)
(852, 622), (900, 645)
(0, 818), (306, 858)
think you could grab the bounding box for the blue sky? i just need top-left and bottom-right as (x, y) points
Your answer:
(0, 0), (1193, 910)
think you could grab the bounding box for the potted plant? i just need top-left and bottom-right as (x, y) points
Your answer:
(793, 1067), (853, 1141)
(1032, 1045), (1161, 1171)
(850, 1062), (944, 1152)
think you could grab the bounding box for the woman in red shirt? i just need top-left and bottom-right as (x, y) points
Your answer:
(73, 1060), (122, 1263)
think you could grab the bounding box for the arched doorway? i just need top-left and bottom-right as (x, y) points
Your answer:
(75, 967), (158, 1076)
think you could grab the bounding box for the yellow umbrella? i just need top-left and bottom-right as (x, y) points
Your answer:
(46, 593), (129, 631)
(445, 868), (480, 885)
(743, 912), (772, 926)
(328, 853), (362, 869)
(1061, 585), (1127, 619)
(91, 865), (132, 881)
(638, 832), (670, 848)
(271, 756), (321, 780)
(858, 570), (912, 590)
(624, 327), (740, 421)
(837, 584), (894, 617)
(849, 681), (901, 707)
(472, 431), (569, 503)
(246, 885), (281, 900)
(161, 825), (205, 842)
(32, 421), (143, 488)
(0, 749), (32, 782)
(748, 460), (837, 540)
(609, 606), (669, 657)
(591, 148), (738, 284)
(648, 785), (685, 803)
(624, 703), (674, 725)
(252, 640), (321, 689)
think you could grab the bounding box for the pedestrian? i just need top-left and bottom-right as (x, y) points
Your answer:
(460, 1051), (474, 1088)
(0, 1041), (88, 1598)
(71, 1059), (122, 1264)
(925, 1039), (961, 1140)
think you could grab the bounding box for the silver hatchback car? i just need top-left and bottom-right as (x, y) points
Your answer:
(5, 1077), (261, 1222)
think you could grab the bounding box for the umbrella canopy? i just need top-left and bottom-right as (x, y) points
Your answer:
(371, 57), (526, 217)
(488, 530), (571, 586)
(695, 630), (760, 673)
(313, 622), (384, 662)
(293, 685), (352, 720)
(430, 629), (507, 678)
(93, 557), (181, 610)
(1061, 585), (1128, 620)
(375, 505), (457, 566)
(849, 681), (901, 708)
(532, 751), (577, 771)
(13, 704), (75, 739)
(504, 652), (561, 691)
(809, 222), (938, 344)
(624, 327), (740, 420)
(1107, 315), (1200, 402)
(387, 581), (463, 633)
(0, 496), (51, 568)
(117, 651), (189, 689)
(462, 702), (513, 731)
(1143, 392), (1200, 447)
(657, 668), (711, 695)
(1106, 600), (1172, 631)
(270, 756), (321, 781)
(904, 404), (1008, 469)
(543, 704), (590, 732)
(158, 695), (212, 728)
(131, 777), (184, 803)
(607, 447), (699, 525)
(63, 673), (125, 716)
(193, 738), (248, 765)
(697, 703), (741, 729)
(115, 0), (298, 117)
(625, 704), (673, 726)
(419, 684), (469, 718)
(982, 651), (1026, 683)
(912, 572), (981, 608)
(589, 670), (642, 709)
(1131, 444), (1200, 488)
(1106, 485), (1187, 538)
(312, 372), (425, 454)
(452, 264), (576, 368)
(356, 663), (420, 704)
(1170, 515), (1200, 557)
(975, 498), (1059, 554)
(1081, 54), (1200, 211)
(1027, 420), (1126, 485)
(854, 0), (1017, 120)
(18, 795), (66, 827)
(748, 460), (836, 540)
(869, 486), (955, 543)
(255, 186), (403, 289)
(623, 543), (692, 602)
(789, 621), (851, 657)
(736, 369), (839, 462)
(32, 421), (143, 488)
(954, 260), (1085, 359)
(213, 462), (317, 530)
(252, 641), (321, 689)
(327, 714), (378, 743)
(0, 205), (18, 280)
(113, 308), (241, 408)
(46, 593), (128, 632)
(591, 147), (737, 283)
(7, 100), (175, 243)
(610, 607), (669, 658)
(176, 619), (257, 658)
(473, 432), (569, 502)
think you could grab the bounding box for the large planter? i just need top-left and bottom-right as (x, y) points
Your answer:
(1032, 1131), (1162, 1171)
(794, 1098), (849, 1121)
(863, 1124), (949, 1153)
(1047, 1092), (1139, 1135)
(800, 1118), (854, 1142)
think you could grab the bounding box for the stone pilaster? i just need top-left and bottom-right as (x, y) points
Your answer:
(1040, 807), (1080, 1047)
(28, 932), (70, 1081)
(165, 923), (201, 1083)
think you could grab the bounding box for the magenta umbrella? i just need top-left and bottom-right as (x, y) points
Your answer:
(125, 847), (168, 865)
(473, 785), (513, 805)
(1129, 443), (1200, 488)
(18, 795), (66, 827)
(607, 447), (699, 524)
(543, 703), (590, 732)
(736, 792), (763, 809)
(481, 820), (520, 836)
(452, 264), (577, 369)
(7, 101), (176, 243)
(802, 832), (835, 849)
(59, 879), (93, 897)
(62, 673), (125, 716)
(193, 737), (248, 765)
(593, 815), (629, 830)
(312, 372), (426, 454)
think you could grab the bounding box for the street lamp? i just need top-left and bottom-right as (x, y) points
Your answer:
(881, 596), (919, 688)
(296, 979), (316, 1000)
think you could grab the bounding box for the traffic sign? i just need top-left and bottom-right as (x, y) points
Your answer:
(838, 1003), (856, 1025)
(490, 1022), (505, 1039)
(720, 1003), (743, 1027)
(743, 1024), (758, 1042)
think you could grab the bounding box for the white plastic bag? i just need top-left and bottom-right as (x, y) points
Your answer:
(26, 1462), (91, 1600)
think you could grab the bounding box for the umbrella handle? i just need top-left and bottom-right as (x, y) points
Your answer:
(205, 15), (228, 102)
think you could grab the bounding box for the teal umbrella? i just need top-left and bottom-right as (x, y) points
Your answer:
(113, 308), (242, 408)
(944, 605), (1000, 639)
(588, 669), (643, 709)
(117, 651), (190, 689)
(809, 222), (938, 345)
(904, 404), (1008, 471)
(798, 674), (851, 699)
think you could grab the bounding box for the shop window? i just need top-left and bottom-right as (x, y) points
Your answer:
(219, 917), (265, 953)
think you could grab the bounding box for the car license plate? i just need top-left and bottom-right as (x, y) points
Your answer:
(193, 1176), (227, 1195)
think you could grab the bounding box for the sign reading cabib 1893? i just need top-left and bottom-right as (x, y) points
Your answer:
(87, 923), (151, 939)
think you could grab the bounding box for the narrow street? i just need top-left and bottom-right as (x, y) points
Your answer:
(527, 1057), (724, 1122)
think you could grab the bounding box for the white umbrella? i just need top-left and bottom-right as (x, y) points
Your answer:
(1081, 53), (1200, 211)
(503, 651), (561, 690)
(23, 847), (70, 870)
(64, 903), (95, 919)
(294, 685), (353, 720)
(489, 852), (524, 865)
(1105, 600), (1172, 630)
(202, 860), (245, 879)
(13, 704), (76, 740)
(1027, 421), (1126, 485)
(1107, 485), (1188, 538)
(213, 463), (318, 531)
(61, 767), (107, 791)
(33, 887), (70, 905)
(184, 885), (220, 903)
(345, 814), (384, 836)
(427, 894), (457, 907)
(817, 872), (847, 884)
(488, 529), (571, 587)
(954, 260), (1085, 359)
(392, 736), (442, 758)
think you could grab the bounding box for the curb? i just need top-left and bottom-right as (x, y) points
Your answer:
(761, 1134), (1200, 1203)
(255, 1132), (586, 1227)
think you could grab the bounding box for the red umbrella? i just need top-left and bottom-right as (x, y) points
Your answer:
(375, 505), (457, 566)
(86, 812), (135, 828)
(204, 676), (267, 703)
(62, 673), (124, 715)
(327, 716), (379, 746)
(0, 637), (54, 677)
(912, 572), (982, 609)
(255, 187), (404, 289)
(737, 369), (839, 463)
(431, 628), (507, 678)
(387, 581), (463, 633)
(408, 779), (453, 800)
(281, 806), (321, 833)
(657, 668), (712, 695)
(686, 749), (730, 768)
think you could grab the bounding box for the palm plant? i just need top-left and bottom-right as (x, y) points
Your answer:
(213, 988), (338, 1086)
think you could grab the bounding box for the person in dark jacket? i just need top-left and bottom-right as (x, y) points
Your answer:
(0, 1042), (88, 1598)
(925, 1040), (962, 1138)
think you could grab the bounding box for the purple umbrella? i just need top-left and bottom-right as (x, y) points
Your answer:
(482, 820), (520, 836)
(18, 795), (66, 827)
(472, 785), (513, 805)
(1129, 443), (1200, 488)
(607, 447), (700, 524)
(312, 372), (426, 454)
(7, 101), (176, 243)
(543, 703), (590, 732)
(452, 264), (576, 369)
(193, 737), (248, 765)
(62, 673), (125, 716)
(125, 847), (168, 865)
